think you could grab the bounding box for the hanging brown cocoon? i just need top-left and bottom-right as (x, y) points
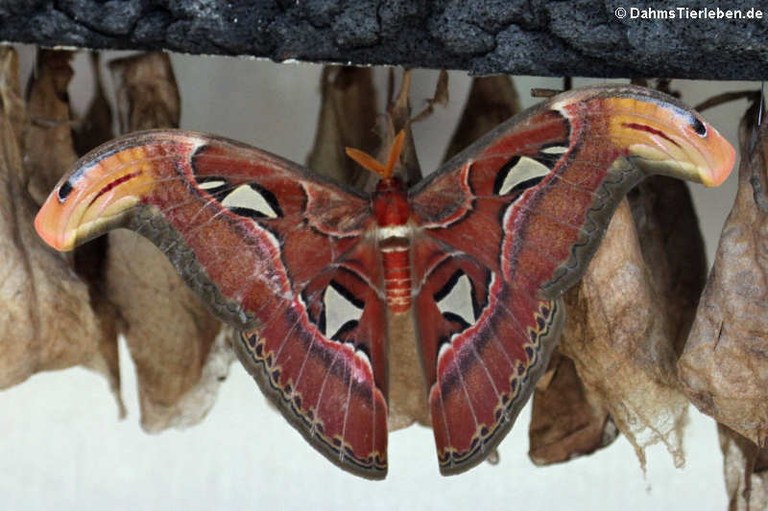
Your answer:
(442, 75), (520, 161)
(679, 98), (768, 445)
(626, 174), (708, 353)
(307, 66), (380, 190)
(719, 424), (768, 511)
(0, 48), (114, 392)
(558, 198), (690, 469)
(68, 51), (124, 408)
(24, 50), (78, 205)
(107, 52), (234, 432)
(530, 172), (707, 466)
(73, 53), (115, 155)
(22, 49), (123, 408)
(529, 350), (617, 465)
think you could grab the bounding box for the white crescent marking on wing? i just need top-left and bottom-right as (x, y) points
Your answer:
(222, 184), (278, 218)
(198, 179), (227, 190)
(497, 156), (551, 196)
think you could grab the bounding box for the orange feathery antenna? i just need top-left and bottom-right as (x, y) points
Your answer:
(345, 130), (406, 180)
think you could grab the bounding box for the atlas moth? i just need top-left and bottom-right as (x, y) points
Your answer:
(34, 84), (735, 479)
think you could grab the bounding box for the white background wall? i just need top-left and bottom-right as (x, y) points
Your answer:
(0, 48), (759, 510)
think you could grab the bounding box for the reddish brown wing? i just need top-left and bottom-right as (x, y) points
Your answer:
(35, 131), (389, 478)
(410, 107), (571, 475)
(158, 136), (391, 478)
(408, 85), (735, 474)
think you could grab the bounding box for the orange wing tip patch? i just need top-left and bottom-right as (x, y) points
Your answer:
(594, 96), (736, 187)
(34, 149), (157, 251)
(699, 132), (736, 187)
(34, 200), (77, 251)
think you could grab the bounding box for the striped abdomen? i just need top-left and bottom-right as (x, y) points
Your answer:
(380, 237), (412, 314)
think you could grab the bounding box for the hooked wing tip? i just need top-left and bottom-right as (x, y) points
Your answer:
(32, 131), (194, 252)
(582, 88), (737, 188)
(34, 188), (77, 251)
(701, 135), (736, 187)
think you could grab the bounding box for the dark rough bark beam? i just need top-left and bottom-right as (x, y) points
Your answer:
(0, 1), (766, 80)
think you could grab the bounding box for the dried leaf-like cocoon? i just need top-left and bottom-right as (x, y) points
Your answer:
(73, 53), (114, 155)
(442, 75), (520, 161)
(679, 99), (768, 445)
(24, 49), (123, 408)
(306, 66), (379, 191)
(720, 424), (768, 511)
(532, 173), (706, 466)
(0, 48), (112, 393)
(23, 50), (77, 205)
(627, 175), (708, 353)
(559, 199), (689, 469)
(529, 350), (617, 465)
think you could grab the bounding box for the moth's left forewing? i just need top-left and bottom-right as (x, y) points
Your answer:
(36, 130), (390, 479)
(408, 84), (734, 475)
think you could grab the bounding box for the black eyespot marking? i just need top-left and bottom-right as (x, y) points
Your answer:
(330, 319), (360, 341)
(316, 306), (327, 335)
(434, 269), (480, 331)
(354, 343), (372, 363)
(229, 206), (268, 219)
(691, 117), (707, 137)
(57, 180), (74, 202)
(330, 320), (359, 341)
(251, 183), (283, 217)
